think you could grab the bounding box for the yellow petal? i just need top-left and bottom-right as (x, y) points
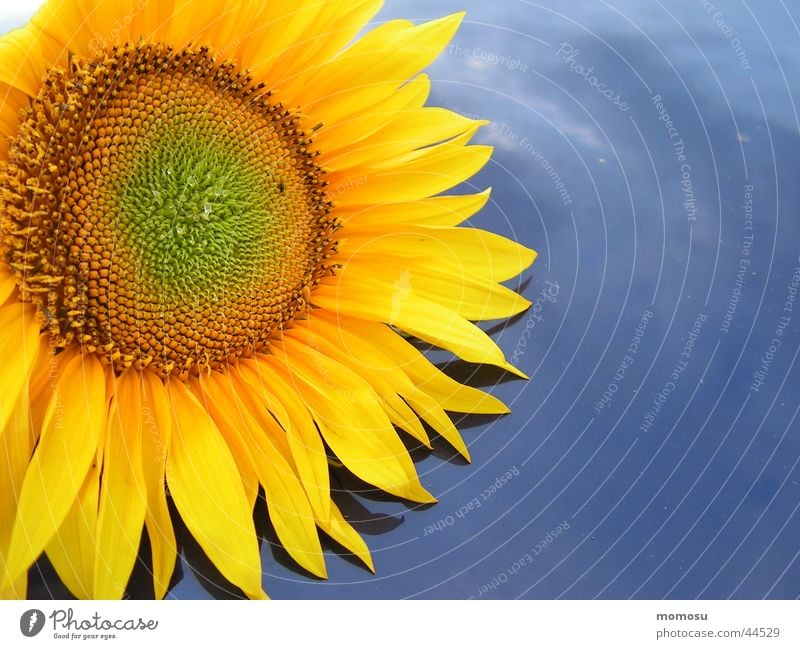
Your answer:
(165, 380), (266, 599)
(206, 0), (270, 62)
(313, 271), (525, 378)
(323, 109), (486, 172)
(140, 372), (177, 600)
(44, 464), (99, 599)
(0, 84), (28, 157)
(339, 223), (537, 282)
(26, 336), (65, 439)
(245, 0), (327, 82)
(331, 137), (491, 206)
(235, 359), (331, 521)
(0, 391), (35, 598)
(285, 326), (431, 448)
(402, 389), (469, 460)
(191, 379), (261, 513)
(266, 0), (384, 98)
(199, 372), (327, 579)
(0, 24), (66, 97)
(298, 14), (462, 109)
(315, 79), (436, 163)
(3, 352), (107, 589)
(0, 302), (41, 432)
(317, 499), (374, 573)
(313, 310), (504, 413)
(33, 0), (149, 56)
(301, 312), (478, 459)
(307, 75), (429, 136)
(334, 190), (491, 228)
(332, 255), (531, 321)
(270, 338), (435, 504)
(166, 0), (252, 52)
(0, 267), (17, 306)
(343, 315), (511, 415)
(94, 371), (147, 599)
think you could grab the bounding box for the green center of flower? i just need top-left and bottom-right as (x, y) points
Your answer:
(120, 126), (282, 301)
(1, 43), (336, 377)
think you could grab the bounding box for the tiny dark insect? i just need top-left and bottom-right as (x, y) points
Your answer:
(278, 181), (285, 193)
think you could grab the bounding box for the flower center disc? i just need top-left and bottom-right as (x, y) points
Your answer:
(1, 43), (336, 377)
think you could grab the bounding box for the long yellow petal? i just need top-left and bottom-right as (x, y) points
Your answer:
(26, 337), (65, 439)
(0, 390), (34, 598)
(165, 381), (266, 599)
(266, 0), (384, 99)
(298, 15), (462, 108)
(244, 0), (326, 77)
(33, 0), (157, 56)
(0, 302), (41, 432)
(190, 380), (261, 513)
(334, 190), (491, 228)
(284, 326), (431, 448)
(314, 310), (507, 414)
(140, 372), (177, 600)
(339, 223), (537, 283)
(94, 371), (147, 599)
(299, 313), (475, 459)
(317, 499), (374, 573)
(0, 268), (16, 306)
(312, 272), (525, 378)
(207, 0), (271, 62)
(315, 81), (440, 163)
(235, 359), (331, 521)
(0, 24), (66, 97)
(3, 352), (107, 589)
(330, 135), (492, 205)
(44, 464), (99, 599)
(199, 372), (326, 579)
(166, 0), (251, 52)
(307, 75), (429, 137)
(368, 321), (510, 415)
(269, 339), (435, 504)
(331, 255), (531, 321)
(323, 109), (486, 172)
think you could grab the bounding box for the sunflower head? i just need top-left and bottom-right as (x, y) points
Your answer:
(0, 0), (535, 600)
(2, 41), (337, 378)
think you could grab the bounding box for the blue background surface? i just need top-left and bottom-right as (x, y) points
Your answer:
(6, 0), (800, 599)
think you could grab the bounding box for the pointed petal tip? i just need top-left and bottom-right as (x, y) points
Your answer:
(423, 12), (467, 51)
(524, 247), (539, 270)
(358, 544), (376, 573)
(409, 484), (438, 504)
(248, 587), (270, 600)
(516, 296), (534, 313)
(503, 362), (529, 380)
(304, 553), (328, 580)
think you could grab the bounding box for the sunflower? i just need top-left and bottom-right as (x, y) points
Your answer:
(0, 0), (535, 600)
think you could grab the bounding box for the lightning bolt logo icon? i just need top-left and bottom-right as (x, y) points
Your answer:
(20, 609), (45, 637)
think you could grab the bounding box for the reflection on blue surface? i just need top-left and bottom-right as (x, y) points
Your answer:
(14, 0), (800, 599)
